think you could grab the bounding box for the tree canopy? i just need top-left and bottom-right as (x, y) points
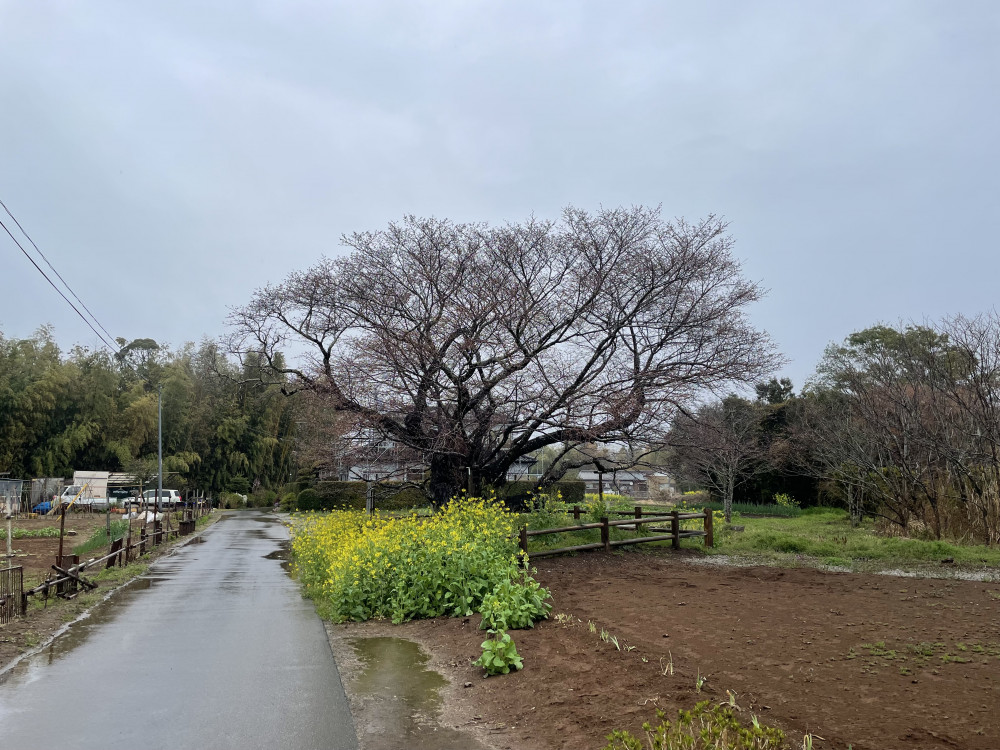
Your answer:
(229, 206), (779, 503)
(0, 328), (296, 494)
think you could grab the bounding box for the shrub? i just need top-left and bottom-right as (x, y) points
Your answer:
(296, 488), (320, 511)
(500, 480), (585, 508)
(290, 495), (546, 624)
(313, 481), (428, 512)
(773, 492), (800, 509)
(247, 490), (277, 508)
(279, 492), (298, 512)
(681, 489), (711, 505)
(604, 701), (785, 750)
(220, 491), (247, 509)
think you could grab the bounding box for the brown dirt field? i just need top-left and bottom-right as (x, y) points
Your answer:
(340, 551), (1000, 750)
(4, 513), (111, 582)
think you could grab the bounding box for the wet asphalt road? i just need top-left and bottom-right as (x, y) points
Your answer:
(0, 511), (358, 750)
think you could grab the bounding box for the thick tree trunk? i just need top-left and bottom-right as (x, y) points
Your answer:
(428, 454), (465, 508)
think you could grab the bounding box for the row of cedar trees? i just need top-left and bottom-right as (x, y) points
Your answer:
(670, 315), (1000, 545)
(0, 329), (296, 497)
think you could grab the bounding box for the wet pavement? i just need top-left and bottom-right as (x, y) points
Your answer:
(0, 511), (358, 750)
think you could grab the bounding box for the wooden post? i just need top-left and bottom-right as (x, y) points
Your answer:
(573, 505), (581, 521)
(57, 503), (67, 561)
(601, 517), (610, 552)
(703, 508), (714, 548)
(634, 505), (642, 519)
(670, 510), (680, 550)
(519, 526), (528, 557)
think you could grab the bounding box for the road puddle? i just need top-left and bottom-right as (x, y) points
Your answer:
(264, 540), (292, 572)
(347, 637), (487, 750)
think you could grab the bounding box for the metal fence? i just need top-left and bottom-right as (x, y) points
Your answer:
(0, 565), (25, 624)
(0, 479), (25, 515)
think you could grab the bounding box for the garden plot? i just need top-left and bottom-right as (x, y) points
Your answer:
(3, 514), (109, 581)
(365, 550), (1000, 750)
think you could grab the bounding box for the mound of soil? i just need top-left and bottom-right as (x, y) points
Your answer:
(347, 551), (1000, 750)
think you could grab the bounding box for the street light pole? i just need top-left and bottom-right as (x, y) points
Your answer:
(157, 384), (163, 524)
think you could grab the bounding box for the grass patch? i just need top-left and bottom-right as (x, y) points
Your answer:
(708, 508), (1000, 569)
(694, 500), (802, 518)
(72, 520), (129, 556)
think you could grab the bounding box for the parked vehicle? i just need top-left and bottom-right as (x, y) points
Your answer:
(58, 483), (113, 510)
(141, 489), (182, 509)
(60, 471), (116, 510)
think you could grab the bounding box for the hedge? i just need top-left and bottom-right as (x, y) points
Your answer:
(312, 482), (428, 512)
(496, 480), (586, 507)
(295, 479), (586, 512)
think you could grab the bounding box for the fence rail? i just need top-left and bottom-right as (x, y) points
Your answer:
(519, 507), (714, 558)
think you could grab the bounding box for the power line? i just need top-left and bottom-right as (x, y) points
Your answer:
(0, 214), (120, 353)
(0, 198), (121, 350)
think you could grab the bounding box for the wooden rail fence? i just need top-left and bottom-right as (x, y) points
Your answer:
(3, 509), (208, 621)
(519, 507), (714, 558)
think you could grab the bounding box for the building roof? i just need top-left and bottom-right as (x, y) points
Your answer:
(577, 470), (648, 482)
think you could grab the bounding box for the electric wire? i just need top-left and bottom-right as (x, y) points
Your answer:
(0, 200), (117, 351)
(0, 198), (120, 348)
(0, 215), (120, 353)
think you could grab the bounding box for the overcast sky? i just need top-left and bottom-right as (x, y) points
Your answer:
(2, 1), (998, 388)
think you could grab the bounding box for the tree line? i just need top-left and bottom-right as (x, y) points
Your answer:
(0, 327), (297, 496)
(670, 315), (1000, 545)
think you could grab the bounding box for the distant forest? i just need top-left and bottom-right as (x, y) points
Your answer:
(0, 327), (297, 495)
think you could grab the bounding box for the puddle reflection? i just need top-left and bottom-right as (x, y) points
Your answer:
(348, 637), (487, 750)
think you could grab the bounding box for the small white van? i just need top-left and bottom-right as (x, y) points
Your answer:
(141, 489), (182, 508)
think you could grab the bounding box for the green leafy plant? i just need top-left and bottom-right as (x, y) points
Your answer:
(473, 629), (523, 676)
(479, 567), (552, 630)
(604, 701), (786, 750)
(4, 527), (61, 540)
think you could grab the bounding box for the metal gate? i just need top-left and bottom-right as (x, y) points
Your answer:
(0, 565), (25, 623)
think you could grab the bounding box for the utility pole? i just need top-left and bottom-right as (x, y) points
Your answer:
(157, 384), (163, 535)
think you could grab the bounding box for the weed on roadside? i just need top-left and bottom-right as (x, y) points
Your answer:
(604, 700), (785, 750)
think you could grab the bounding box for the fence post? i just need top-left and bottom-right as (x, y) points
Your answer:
(519, 526), (528, 558)
(573, 505), (581, 521)
(703, 508), (714, 548)
(601, 517), (610, 552)
(671, 510), (680, 550)
(634, 505), (642, 519)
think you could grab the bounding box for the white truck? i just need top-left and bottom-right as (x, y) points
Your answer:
(58, 471), (113, 510)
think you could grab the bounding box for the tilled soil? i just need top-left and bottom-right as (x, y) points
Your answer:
(344, 551), (1000, 750)
(4, 514), (109, 580)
